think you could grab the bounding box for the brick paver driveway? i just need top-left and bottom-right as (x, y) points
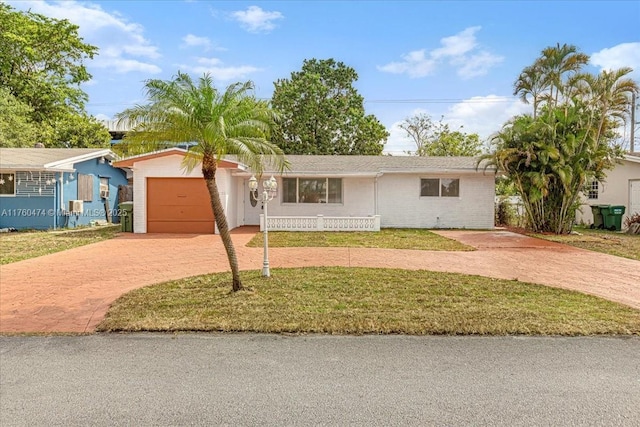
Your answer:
(1, 228), (639, 333)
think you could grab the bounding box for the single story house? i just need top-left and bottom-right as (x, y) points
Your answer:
(113, 148), (495, 233)
(0, 148), (128, 230)
(576, 153), (640, 228)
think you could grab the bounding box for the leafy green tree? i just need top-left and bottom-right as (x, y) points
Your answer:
(0, 3), (101, 147)
(48, 114), (112, 148)
(399, 113), (482, 156)
(0, 88), (39, 147)
(116, 72), (287, 292)
(485, 44), (638, 234)
(271, 58), (388, 154)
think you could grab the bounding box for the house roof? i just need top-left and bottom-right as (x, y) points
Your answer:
(112, 147), (491, 176)
(625, 153), (640, 163)
(113, 147), (245, 169)
(0, 148), (116, 171)
(261, 155), (492, 176)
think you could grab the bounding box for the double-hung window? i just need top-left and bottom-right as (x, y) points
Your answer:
(420, 178), (459, 197)
(282, 178), (343, 203)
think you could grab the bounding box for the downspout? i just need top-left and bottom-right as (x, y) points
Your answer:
(53, 173), (58, 230)
(374, 172), (384, 215)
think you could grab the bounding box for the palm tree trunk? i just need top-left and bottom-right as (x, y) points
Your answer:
(202, 154), (243, 292)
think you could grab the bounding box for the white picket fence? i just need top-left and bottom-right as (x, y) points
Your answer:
(260, 215), (381, 232)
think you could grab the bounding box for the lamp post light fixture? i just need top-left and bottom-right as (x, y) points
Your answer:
(249, 175), (278, 277)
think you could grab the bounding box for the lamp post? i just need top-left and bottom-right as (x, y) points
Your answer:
(249, 175), (278, 277)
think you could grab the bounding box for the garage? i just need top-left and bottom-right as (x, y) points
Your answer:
(146, 177), (214, 233)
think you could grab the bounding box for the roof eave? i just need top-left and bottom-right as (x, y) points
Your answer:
(44, 149), (115, 169)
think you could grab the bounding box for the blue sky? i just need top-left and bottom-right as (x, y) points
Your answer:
(8, 0), (640, 153)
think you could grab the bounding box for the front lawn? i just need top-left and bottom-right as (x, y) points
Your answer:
(97, 267), (640, 335)
(532, 227), (640, 261)
(0, 225), (121, 265)
(246, 228), (473, 251)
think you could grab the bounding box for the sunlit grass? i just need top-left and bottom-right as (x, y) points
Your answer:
(0, 225), (121, 264)
(532, 227), (640, 261)
(98, 267), (640, 336)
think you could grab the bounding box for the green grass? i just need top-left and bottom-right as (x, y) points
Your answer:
(247, 229), (473, 251)
(97, 267), (640, 335)
(532, 227), (640, 261)
(0, 225), (121, 265)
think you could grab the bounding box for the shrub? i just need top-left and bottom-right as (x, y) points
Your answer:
(496, 199), (516, 226)
(623, 212), (640, 229)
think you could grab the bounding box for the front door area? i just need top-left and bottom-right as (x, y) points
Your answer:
(244, 180), (262, 225)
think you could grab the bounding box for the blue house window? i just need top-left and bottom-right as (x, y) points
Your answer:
(0, 173), (16, 195)
(1, 172), (55, 197)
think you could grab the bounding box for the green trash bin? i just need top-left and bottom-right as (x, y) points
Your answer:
(602, 205), (625, 231)
(590, 205), (608, 229)
(120, 202), (133, 232)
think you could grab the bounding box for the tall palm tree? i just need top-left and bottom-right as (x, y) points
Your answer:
(537, 43), (589, 108)
(582, 67), (638, 136)
(117, 72), (287, 291)
(513, 63), (546, 119)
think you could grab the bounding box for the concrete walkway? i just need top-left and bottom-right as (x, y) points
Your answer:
(1, 228), (639, 333)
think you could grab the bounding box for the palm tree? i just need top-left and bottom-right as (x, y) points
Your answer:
(514, 63), (546, 119)
(116, 72), (287, 291)
(537, 43), (588, 109)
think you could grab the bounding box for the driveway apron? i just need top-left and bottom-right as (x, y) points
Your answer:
(1, 228), (638, 333)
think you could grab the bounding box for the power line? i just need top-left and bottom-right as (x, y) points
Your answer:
(365, 98), (518, 104)
(87, 97), (521, 107)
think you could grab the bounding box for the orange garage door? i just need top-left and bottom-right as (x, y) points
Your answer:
(147, 178), (215, 233)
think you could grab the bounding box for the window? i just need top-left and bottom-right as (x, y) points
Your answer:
(0, 173), (15, 196)
(282, 178), (343, 203)
(441, 178), (459, 197)
(420, 179), (439, 197)
(420, 178), (460, 197)
(587, 181), (598, 199)
(78, 174), (93, 201)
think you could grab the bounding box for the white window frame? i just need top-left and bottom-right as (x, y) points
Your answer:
(282, 177), (343, 204)
(420, 178), (460, 198)
(587, 181), (599, 199)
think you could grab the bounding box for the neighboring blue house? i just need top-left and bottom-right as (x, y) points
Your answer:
(0, 148), (128, 230)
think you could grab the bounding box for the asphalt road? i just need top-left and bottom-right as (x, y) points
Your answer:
(1, 334), (639, 426)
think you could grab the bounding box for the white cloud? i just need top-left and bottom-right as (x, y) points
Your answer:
(382, 96), (530, 155)
(230, 5), (284, 33)
(177, 57), (262, 81)
(454, 51), (505, 79)
(377, 50), (437, 78)
(109, 59), (162, 74)
(12, 1), (161, 74)
(93, 113), (111, 121)
(384, 120), (417, 155)
(378, 26), (503, 79)
(181, 34), (212, 50)
(431, 26), (480, 59)
(590, 42), (640, 78)
(443, 95), (530, 142)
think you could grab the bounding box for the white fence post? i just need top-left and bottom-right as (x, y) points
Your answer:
(317, 214), (324, 231)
